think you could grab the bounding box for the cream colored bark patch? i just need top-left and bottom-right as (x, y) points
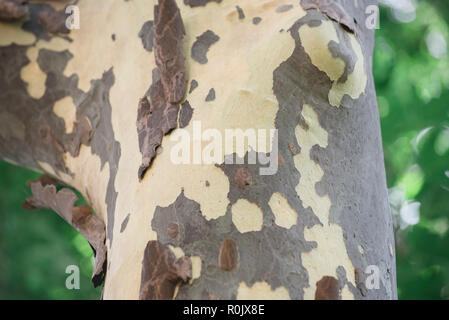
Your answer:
(341, 284), (353, 300)
(169, 245), (185, 259)
(237, 281), (290, 300)
(293, 104), (355, 299)
(299, 20), (344, 82)
(231, 199), (264, 233)
(53, 96), (77, 133)
(0, 21), (35, 46)
(190, 256), (202, 284)
(268, 192), (298, 229)
(298, 20), (367, 107)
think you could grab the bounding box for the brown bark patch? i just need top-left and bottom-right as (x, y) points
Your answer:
(315, 276), (340, 300)
(218, 238), (238, 271)
(278, 155), (285, 167)
(23, 179), (107, 287)
(234, 167), (252, 189)
(153, 0), (187, 104)
(167, 222), (179, 239)
(38, 8), (70, 34)
(300, 0), (355, 33)
(137, 73), (180, 180)
(288, 143), (297, 155)
(137, 0), (187, 180)
(0, 0), (28, 21)
(139, 240), (192, 300)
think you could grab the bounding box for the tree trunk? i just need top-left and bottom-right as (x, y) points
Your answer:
(0, 0), (396, 299)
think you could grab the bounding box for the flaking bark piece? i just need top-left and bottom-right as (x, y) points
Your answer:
(26, 173), (64, 188)
(0, 0), (28, 21)
(137, 69), (179, 180)
(38, 8), (70, 34)
(301, 0), (355, 33)
(23, 181), (107, 287)
(153, 0), (187, 104)
(139, 240), (192, 300)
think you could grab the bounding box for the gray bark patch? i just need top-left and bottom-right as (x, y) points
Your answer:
(189, 79), (198, 93)
(183, 0), (222, 7)
(179, 100), (193, 128)
(276, 4), (293, 13)
(120, 213), (130, 233)
(205, 88), (215, 101)
(236, 5), (245, 19)
(191, 30), (220, 64)
(138, 20), (154, 52)
(252, 17), (262, 25)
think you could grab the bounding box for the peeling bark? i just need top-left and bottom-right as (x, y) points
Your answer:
(137, 0), (187, 180)
(23, 178), (107, 287)
(300, 0), (355, 33)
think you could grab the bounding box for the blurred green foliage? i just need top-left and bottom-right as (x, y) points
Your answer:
(376, 0), (449, 299)
(0, 161), (101, 299)
(0, 0), (448, 300)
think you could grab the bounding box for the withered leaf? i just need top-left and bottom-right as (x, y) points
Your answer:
(23, 180), (107, 287)
(139, 240), (192, 300)
(301, 0), (355, 33)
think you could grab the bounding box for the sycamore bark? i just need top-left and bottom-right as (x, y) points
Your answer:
(0, 0), (396, 299)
